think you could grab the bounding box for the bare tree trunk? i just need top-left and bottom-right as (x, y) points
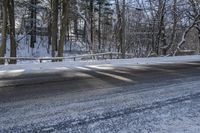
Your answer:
(74, 18), (78, 40)
(30, 0), (37, 49)
(90, 0), (94, 54)
(98, 1), (102, 51)
(162, 0), (177, 55)
(115, 0), (126, 58)
(0, 0), (8, 64)
(155, 0), (166, 55)
(47, 10), (51, 54)
(51, 0), (59, 57)
(121, 0), (126, 58)
(115, 0), (121, 53)
(8, 0), (17, 64)
(148, 0), (156, 53)
(58, 0), (69, 58)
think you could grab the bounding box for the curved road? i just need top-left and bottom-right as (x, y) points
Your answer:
(0, 62), (200, 132)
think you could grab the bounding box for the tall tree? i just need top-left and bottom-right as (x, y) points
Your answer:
(90, 0), (94, 54)
(98, 0), (102, 51)
(115, 0), (126, 58)
(58, 0), (70, 58)
(121, 0), (126, 58)
(30, 0), (37, 49)
(155, 0), (166, 55)
(162, 0), (177, 55)
(8, 0), (17, 64)
(51, 0), (59, 57)
(0, 0), (8, 64)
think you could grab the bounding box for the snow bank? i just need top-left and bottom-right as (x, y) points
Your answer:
(0, 55), (200, 75)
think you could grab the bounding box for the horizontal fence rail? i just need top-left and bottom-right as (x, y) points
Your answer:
(0, 52), (135, 63)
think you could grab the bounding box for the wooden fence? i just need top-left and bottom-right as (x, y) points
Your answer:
(0, 52), (135, 63)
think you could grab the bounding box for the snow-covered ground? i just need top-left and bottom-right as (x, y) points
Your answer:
(2, 35), (87, 58)
(1, 72), (200, 132)
(0, 53), (200, 132)
(0, 55), (200, 75)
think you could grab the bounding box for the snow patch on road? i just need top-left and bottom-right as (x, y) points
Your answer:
(0, 55), (200, 75)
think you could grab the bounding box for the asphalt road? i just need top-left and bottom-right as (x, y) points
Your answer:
(0, 62), (200, 132)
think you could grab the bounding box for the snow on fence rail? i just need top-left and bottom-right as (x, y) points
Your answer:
(0, 52), (132, 63)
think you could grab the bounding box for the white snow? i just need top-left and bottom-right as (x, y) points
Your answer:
(0, 55), (200, 75)
(1, 75), (200, 132)
(0, 35), (87, 60)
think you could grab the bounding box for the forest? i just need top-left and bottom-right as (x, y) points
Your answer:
(0, 0), (200, 64)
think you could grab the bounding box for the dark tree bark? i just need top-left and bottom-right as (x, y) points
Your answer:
(155, 0), (166, 55)
(30, 0), (37, 49)
(98, 1), (102, 51)
(0, 0), (8, 64)
(162, 0), (177, 55)
(47, 10), (52, 54)
(74, 18), (78, 40)
(51, 0), (59, 57)
(58, 0), (70, 58)
(90, 0), (94, 54)
(121, 0), (126, 58)
(8, 0), (17, 64)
